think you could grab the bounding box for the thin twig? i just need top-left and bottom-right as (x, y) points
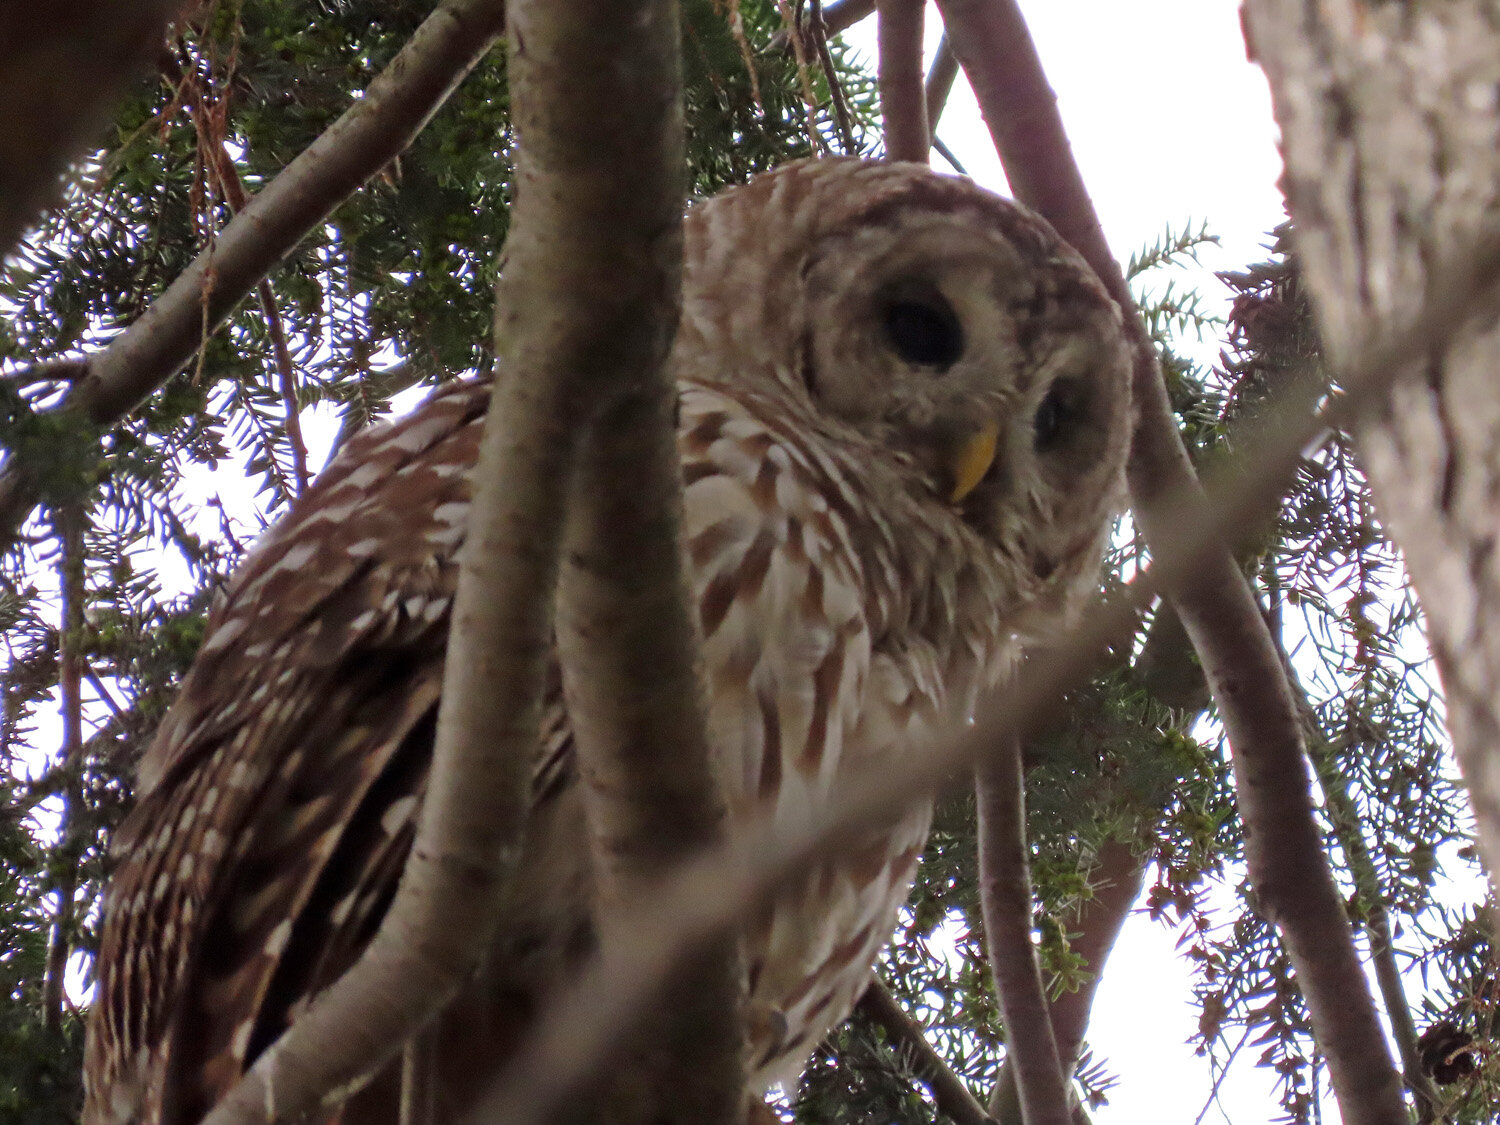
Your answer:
(1191, 1024), (1254, 1125)
(769, 0), (875, 50)
(85, 668), (126, 722)
(775, 0), (824, 153)
(208, 140), (311, 493)
(809, 0), (858, 154)
(42, 505), (86, 1033)
(932, 136), (967, 174)
(925, 33), (958, 139)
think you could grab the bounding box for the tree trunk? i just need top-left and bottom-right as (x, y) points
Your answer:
(1244, 1), (1500, 893)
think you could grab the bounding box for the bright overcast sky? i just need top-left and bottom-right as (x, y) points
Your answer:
(847, 4), (1317, 1122)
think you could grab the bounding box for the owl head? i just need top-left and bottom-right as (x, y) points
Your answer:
(679, 158), (1132, 632)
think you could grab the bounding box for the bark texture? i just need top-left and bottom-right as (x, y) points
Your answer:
(541, 0), (748, 1119)
(1244, 0), (1500, 895)
(876, 0), (928, 161)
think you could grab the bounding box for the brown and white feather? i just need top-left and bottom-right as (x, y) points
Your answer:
(85, 158), (1130, 1125)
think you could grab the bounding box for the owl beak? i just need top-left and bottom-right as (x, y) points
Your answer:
(948, 420), (999, 504)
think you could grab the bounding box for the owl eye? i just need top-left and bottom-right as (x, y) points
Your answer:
(882, 295), (964, 369)
(1034, 379), (1082, 451)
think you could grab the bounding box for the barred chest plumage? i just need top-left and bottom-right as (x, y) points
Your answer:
(86, 158), (1130, 1125)
(85, 370), (1019, 1123)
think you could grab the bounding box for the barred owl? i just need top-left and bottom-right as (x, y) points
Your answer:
(84, 158), (1130, 1124)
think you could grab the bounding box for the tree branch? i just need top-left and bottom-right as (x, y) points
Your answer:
(924, 34), (959, 141)
(0, 0), (508, 551)
(856, 980), (994, 1125)
(1243, 0), (1500, 1009)
(931, 2), (1408, 1120)
(876, 0), (928, 162)
(988, 836), (1144, 1125)
(975, 737), (1071, 1125)
(208, 141), (312, 495)
(42, 504), (86, 1033)
(822, 0), (876, 35)
(193, 0), (625, 1117)
(538, 0), (747, 1119)
(0, 2), (178, 259)
(771, 0), (876, 49)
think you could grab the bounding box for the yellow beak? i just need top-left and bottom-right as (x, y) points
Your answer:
(949, 421), (1000, 504)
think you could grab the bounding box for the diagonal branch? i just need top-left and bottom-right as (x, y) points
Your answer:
(207, 142), (312, 494)
(924, 34), (959, 140)
(930, 1), (1408, 1120)
(988, 836), (1145, 1125)
(0, 0), (508, 550)
(856, 980), (994, 1125)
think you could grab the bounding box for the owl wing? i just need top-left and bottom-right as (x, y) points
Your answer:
(86, 375), (925, 1124)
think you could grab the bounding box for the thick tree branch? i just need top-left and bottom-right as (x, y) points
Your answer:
(931, 2), (1407, 1119)
(0, 2), (178, 259)
(197, 0), (652, 1118)
(856, 981), (994, 1125)
(876, 0), (928, 162)
(975, 739), (1071, 1125)
(0, 0), (508, 550)
(540, 0), (747, 1120)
